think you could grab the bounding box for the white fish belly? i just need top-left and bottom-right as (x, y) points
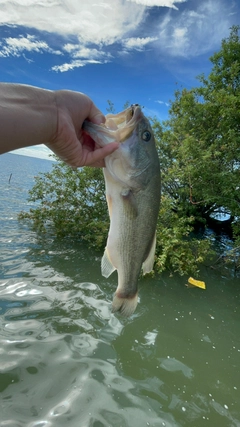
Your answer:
(103, 168), (157, 298)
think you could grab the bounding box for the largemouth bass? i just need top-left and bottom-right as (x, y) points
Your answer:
(83, 105), (161, 316)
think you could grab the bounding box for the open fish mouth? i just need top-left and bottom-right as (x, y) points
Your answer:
(83, 104), (143, 145)
(104, 104), (143, 142)
(107, 104), (140, 126)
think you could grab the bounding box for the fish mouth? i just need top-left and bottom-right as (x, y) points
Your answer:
(83, 104), (143, 145)
(103, 104), (143, 143)
(106, 104), (141, 125)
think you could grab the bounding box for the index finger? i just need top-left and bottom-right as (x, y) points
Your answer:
(83, 142), (119, 167)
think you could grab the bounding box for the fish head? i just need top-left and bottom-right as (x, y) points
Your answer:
(123, 105), (157, 162)
(106, 105), (160, 188)
(83, 104), (160, 188)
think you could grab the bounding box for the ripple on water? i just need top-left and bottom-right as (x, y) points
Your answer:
(158, 357), (194, 379)
(1, 160), (240, 427)
(0, 331), (179, 427)
(1, 271), (240, 427)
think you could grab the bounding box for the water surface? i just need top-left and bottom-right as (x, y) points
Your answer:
(0, 153), (240, 427)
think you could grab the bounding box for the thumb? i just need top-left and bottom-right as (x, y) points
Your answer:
(88, 102), (106, 125)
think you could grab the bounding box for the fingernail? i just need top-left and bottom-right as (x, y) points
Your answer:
(94, 114), (106, 125)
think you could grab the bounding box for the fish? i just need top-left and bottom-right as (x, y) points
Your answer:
(83, 105), (161, 316)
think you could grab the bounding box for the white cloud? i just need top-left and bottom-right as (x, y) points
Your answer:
(155, 100), (169, 106)
(22, 53), (34, 63)
(0, 34), (61, 57)
(63, 44), (76, 53)
(0, 0), (149, 69)
(51, 44), (112, 71)
(52, 59), (108, 73)
(73, 48), (108, 59)
(157, 0), (233, 57)
(62, 45), (111, 60)
(0, 0), (236, 69)
(127, 0), (186, 9)
(0, 0), (145, 45)
(122, 36), (158, 51)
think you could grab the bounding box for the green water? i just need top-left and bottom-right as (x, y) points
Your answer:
(0, 154), (240, 427)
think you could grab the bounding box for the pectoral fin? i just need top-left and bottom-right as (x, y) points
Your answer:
(121, 189), (138, 218)
(142, 233), (157, 274)
(101, 248), (116, 278)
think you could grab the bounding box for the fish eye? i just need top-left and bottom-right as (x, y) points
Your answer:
(141, 130), (151, 142)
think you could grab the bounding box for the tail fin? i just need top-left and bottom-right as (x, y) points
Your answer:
(112, 292), (138, 317)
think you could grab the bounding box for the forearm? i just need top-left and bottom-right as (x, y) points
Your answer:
(0, 83), (119, 167)
(0, 83), (56, 154)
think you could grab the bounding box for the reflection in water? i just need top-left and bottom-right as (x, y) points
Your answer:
(1, 261), (239, 426)
(0, 154), (240, 427)
(0, 279), (177, 427)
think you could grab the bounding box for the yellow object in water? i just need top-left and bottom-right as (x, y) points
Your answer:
(188, 277), (206, 289)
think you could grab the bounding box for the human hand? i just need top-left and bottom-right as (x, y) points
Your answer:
(48, 90), (119, 167)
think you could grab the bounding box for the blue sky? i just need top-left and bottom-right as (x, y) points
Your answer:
(0, 0), (239, 159)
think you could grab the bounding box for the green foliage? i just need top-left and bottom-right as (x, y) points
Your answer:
(155, 196), (212, 276)
(154, 26), (240, 273)
(106, 100), (115, 113)
(19, 27), (240, 276)
(20, 159), (211, 276)
(106, 99), (131, 113)
(19, 159), (109, 248)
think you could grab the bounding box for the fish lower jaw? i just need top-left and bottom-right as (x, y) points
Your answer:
(112, 291), (138, 317)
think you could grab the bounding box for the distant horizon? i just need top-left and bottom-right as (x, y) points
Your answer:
(9, 146), (54, 162)
(6, 151), (54, 162)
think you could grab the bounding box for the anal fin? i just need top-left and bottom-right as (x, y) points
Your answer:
(101, 248), (116, 278)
